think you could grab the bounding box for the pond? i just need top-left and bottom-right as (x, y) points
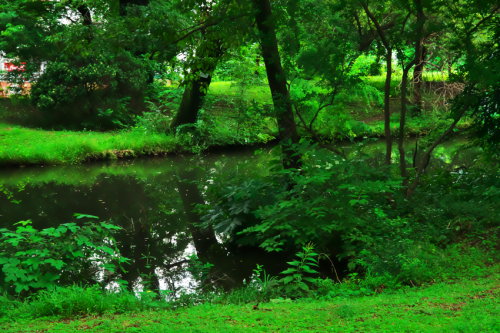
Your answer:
(0, 136), (480, 295)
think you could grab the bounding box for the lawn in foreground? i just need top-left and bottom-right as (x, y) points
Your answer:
(4, 273), (499, 333)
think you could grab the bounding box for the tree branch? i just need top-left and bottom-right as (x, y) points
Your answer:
(171, 14), (246, 45)
(362, 4), (391, 50)
(467, 4), (500, 36)
(164, 259), (190, 270)
(292, 102), (346, 158)
(407, 85), (475, 199)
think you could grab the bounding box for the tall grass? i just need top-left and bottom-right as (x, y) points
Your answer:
(0, 285), (157, 320)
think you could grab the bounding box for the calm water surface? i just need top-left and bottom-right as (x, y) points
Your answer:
(0, 137), (480, 294)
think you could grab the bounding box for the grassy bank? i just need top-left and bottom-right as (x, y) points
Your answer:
(0, 74), (470, 167)
(0, 123), (181, 166)
(2, 270), (499, 332)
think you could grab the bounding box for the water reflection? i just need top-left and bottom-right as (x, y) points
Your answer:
(0, 137), (480, 294)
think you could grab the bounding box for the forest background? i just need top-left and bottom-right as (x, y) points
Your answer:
(0, 0), (500, 331)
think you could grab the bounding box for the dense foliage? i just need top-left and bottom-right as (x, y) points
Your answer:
(0, 0), (499, 329)
(0, 215), (128, 294)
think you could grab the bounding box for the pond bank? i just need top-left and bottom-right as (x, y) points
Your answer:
(0, 116), (472, 167)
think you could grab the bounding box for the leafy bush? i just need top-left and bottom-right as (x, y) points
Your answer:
(0, 215), (129, 294)
(30, 51), (147, 129)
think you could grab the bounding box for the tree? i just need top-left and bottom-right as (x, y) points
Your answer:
(252, 0), (301, 169)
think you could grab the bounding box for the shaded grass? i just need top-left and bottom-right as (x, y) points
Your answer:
(2, 271), (499, 332)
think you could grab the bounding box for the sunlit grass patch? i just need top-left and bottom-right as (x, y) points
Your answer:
(0, 123), (180, 166)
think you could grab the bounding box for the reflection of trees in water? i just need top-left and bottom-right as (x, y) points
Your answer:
(0, 172), (193, 293)
(344, 138), (479, 173)
(0, 152), (284, 295)
(0, 140), (478, 294)
(115, 174), (192, 295)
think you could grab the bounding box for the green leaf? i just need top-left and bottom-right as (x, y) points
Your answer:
(14, 283), (29, 293)
(9, 258), (21, 266)
(100, 222), (122, 230)
(280, 268), (297, 274)
(44, 259), (65, 270)
(301, 266), (319, 274)
(14, 220), (31, 227)
(71, 250), (84, 258)
(76, 235), (89, 246)
(98, 246), (115, 256)
(55, 226), (68, 235)
(287, 260), (301, 266)
(303, 277), (317, 283)
(281, 276), (294, 284)
(298, 282), (309, 291)
(62, 223), (79, 232)
(74, 213), (99, 219)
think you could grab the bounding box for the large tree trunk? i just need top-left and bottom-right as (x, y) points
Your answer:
(76, 5), (92, 27)
(170, 73), (213, 131)
(170, 40), (223, 131)
(253, 0), (301, 170)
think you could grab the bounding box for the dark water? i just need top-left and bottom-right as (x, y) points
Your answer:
(0, 137), (480, 294)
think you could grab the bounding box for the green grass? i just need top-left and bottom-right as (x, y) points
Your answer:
(0, 123), (182, 166)
(2, 272), (499, 332)
(209, 81), (272, 105)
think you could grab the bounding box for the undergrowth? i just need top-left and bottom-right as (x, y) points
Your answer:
(0, 234), (497, 323)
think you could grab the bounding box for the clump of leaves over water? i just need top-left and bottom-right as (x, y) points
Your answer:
(0, 214), (129, 294)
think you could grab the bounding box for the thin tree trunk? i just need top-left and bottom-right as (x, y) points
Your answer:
(412, 45), (427, 115)
(363, 4), (393, 165)
(399, 63), (417, 189)
(407, 94), (473, 199)
(383, 52), (393, 165)
(253, 0), (301, 170)
(399, 0), (425, 191)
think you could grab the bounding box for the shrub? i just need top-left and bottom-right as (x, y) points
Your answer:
(30, 51), (147, 129)
(0, 214), (129, 294)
